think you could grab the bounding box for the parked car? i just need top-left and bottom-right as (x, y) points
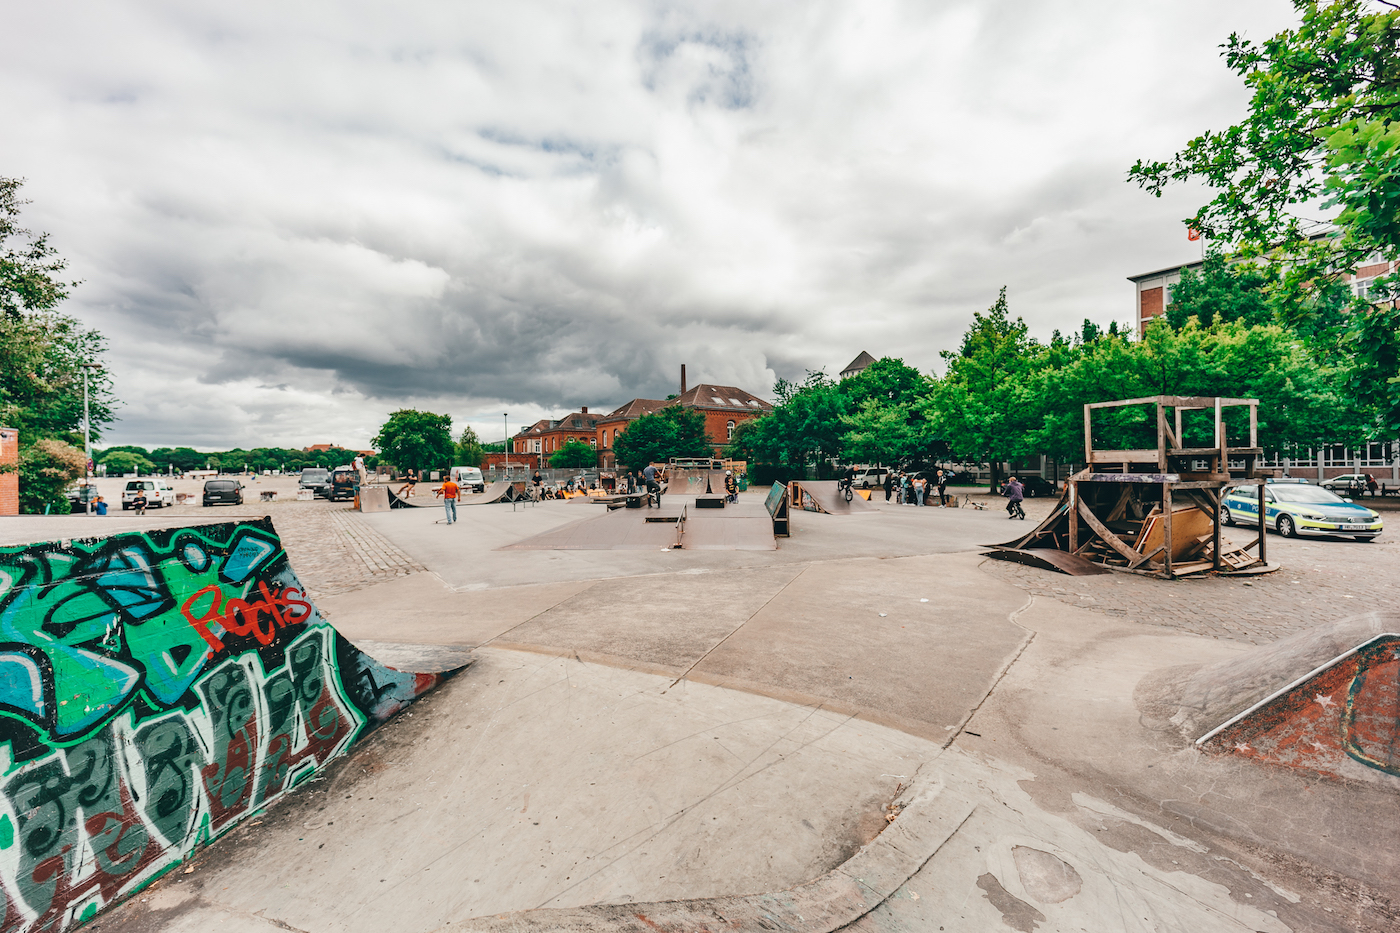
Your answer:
(851, 467), (889, 489)
(450, 466), (486, 493)
(328, 467), (358, 501)
(1015, 476), (1057, 497)
(1221, 482), (1382, 541)
(122, 479), (177, 509)
(65, 483), (101, 508)
(298, 467), (331, 497)
(202, 479), (244, 507)
(1318, 473), (1370, 494)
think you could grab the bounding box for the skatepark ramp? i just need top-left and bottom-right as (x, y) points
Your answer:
(387, 479), (518, 508)
(790, 481), (876, 514)
(1141, 614), (1400, 786)
(0, 518), (464, 933)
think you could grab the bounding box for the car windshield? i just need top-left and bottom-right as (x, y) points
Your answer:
(206, 481), (237, 490)
(301, 470), (327, 480)
(1272, 485), (1349, 505)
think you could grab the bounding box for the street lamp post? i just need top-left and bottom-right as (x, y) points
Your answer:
(503, 414), (509, 476)
(81, 363), (100, 514)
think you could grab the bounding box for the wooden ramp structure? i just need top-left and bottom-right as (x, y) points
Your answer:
(988, 396), (1275, 579)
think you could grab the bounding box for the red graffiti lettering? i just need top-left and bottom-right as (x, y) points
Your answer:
(182, 583), (311, 652)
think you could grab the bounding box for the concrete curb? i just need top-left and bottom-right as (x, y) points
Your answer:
(441, 778), (974, 932)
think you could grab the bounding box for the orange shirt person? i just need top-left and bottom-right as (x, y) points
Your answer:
(435, 477), (460, 524)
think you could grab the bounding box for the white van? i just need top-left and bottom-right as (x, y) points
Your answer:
(450, 466), (485, 493)
(122, 479), (177, 509)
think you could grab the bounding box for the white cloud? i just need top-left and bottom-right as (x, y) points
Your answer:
(0, 0), (1297, 449)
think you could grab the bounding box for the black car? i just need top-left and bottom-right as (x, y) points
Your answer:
(203, 479), (244, 506)
(1004, 476), (1057, 497)
(299, 467), (331, 498)
(328, 467), (358, 501)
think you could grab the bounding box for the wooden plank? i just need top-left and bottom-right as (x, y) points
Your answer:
(1129, 544), (1165, 570)
(1068, 482), (1078, 553)
(1257, 481), (1267, 565)
(1156, 402), (1168, 471)
(1086, 395), (1166, 410)
(1076, 499), (1144, 565)
(1090, 449), (1161, 463)
(1083, 405), (1092, 464)
(1164, 484), (1174, 577)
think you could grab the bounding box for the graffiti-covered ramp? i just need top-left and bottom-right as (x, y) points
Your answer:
(0, 519), (466, 933)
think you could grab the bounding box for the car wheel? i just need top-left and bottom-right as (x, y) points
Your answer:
(1277, 515), (1297, 538)
(1028, 488), (1037, 497)
(1221, 506), (1234, 526)
(1355, 536), (1376, 542)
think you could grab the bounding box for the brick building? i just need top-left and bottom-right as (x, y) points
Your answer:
(1128, 261), (1203, 335)
(0, 427), (17, 516)
(512, 409), (599, 460)
(671, 383), (772, 457)
(594, 399), (670, 470)
(483, 450), (538, 473)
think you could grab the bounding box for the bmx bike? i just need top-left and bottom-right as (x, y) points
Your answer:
(839, 478), (854, 503)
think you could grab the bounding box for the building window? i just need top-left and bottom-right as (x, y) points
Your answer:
(588, 437), (596, 446)
(727, 420), (735, 440)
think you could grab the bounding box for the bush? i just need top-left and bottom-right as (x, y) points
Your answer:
(18, 438), (85, 513)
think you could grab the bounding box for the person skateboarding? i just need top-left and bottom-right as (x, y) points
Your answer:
(1003, 475), (1025, 520)
(434, 474), (460, 524)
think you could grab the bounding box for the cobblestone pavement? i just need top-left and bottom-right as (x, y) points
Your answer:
(980, 529), (1400, 645)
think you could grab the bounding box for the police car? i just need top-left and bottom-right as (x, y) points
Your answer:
(1221, 481), (1383, 541)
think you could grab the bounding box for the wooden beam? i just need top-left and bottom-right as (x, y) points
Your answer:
(1156, 402), (1168, 471)
(1129, 544), (1165, 570)
(1085, 396), (1167, 410)
(1089, 449), (1161, 463)
(1210, 487), (1222, 572)
(1076, 498), (1145, 565)
(1257, 481), (1267, 565)
(1068, 482), (1079, 553)
(1164, 484), (1174, 577)
(1083, 405), (1093, 464)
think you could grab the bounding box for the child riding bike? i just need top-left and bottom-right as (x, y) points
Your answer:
(1002, 476), (1026, 520)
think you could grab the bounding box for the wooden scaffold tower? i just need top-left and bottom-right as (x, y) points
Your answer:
(990, 396), (1278, 579)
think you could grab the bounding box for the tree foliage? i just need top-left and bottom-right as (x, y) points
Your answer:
(100, 450), (156, 475)
(373, 410), (454, 473)
(612, 407), (712, 469)
(549, 438), (597, 469)
(18, 438), (85, 514)
(453, 426), (486, 467)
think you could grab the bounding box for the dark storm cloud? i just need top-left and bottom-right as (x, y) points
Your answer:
(0, 0), (1298, 447)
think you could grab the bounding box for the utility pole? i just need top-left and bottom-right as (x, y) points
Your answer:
(503, 414), (510, 476)
(81, 363), (100, 514)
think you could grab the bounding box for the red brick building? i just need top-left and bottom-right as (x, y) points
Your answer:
(671, 384), (772, 457)
(512, 409), (599, 460)
(0, 427), (17, 516)
(482, 450), (538, 472)
(594, 399), (670, 470)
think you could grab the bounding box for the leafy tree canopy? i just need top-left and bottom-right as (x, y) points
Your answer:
(613, 406), (712, 469)
(1165, 251), (1276, 330)
(453, 426), (486, 468)
(549, 438), (597, 469)
(373, 410), (454, 472)
(100, 450), (156, 475)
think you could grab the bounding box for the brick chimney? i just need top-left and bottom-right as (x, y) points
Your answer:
(581, 406), (588, 414)
(681, 364), (687, 396)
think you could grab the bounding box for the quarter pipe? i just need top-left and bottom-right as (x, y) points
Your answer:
(791, 480), (877, 514)
(387, 479), (518, 508)
(0, 518), (463, 933)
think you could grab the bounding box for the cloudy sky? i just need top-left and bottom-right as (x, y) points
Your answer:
(2, 0), (1297, 450)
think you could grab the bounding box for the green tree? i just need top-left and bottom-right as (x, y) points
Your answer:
(1128, 1), (1400, 433)
(0, 177), (116, 512)
(841, 400), (925, 466)
(925, 288), (1043, 490)
(741, 372), (849, 467)
(453, 426), (486, 467)
(100, 450), (155, 475)
(1165, 251), (1277, 329)
(373, 410), (454, 473)
(840, 357), (929, 408)
(613, 407), (712, 469)
(549, 438), (597, 468)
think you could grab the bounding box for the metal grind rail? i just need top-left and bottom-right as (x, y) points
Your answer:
(675, 504), (688, 548)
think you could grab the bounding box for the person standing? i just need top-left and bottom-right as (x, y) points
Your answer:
(435, 474), (460, 524)
(897, 472), (908, 505)
(93, 495), (108, 516)
(883, 470), (894, 502)
(725, 470), (738, 502)
(132, 488), (148, 515)
(936, 469), (949, 507)
(913, 475), (926, 506)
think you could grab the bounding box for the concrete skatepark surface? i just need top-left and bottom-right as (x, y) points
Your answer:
(8, 488), (1398, 932)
